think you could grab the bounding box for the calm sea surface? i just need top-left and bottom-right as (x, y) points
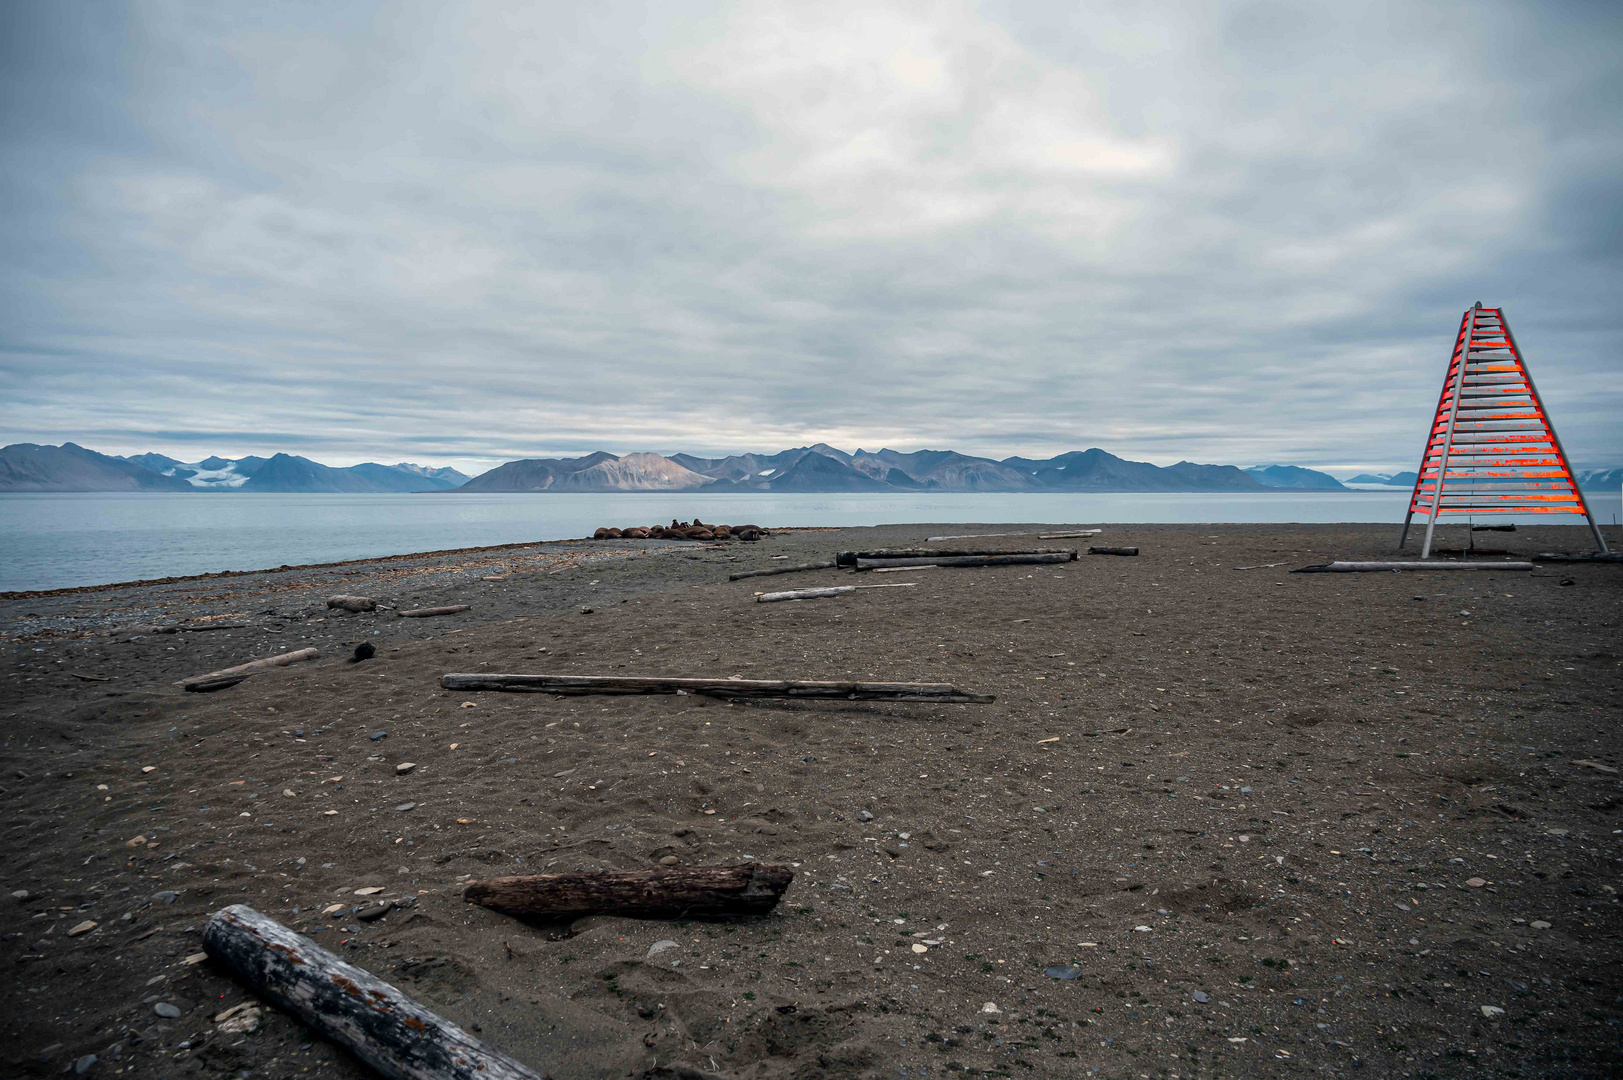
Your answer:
(3, 489), (1617, 593)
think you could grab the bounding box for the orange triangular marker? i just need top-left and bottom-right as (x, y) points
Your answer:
(1398, 303), (1608, 557)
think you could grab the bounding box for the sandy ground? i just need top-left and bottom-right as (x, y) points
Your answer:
(2, 522), (1620, 1080)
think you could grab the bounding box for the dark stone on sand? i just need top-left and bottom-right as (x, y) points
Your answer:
(370, 731), (387, 741)
(151, 890), (178, 904)
(350, 642), (376, 663)
(153, 1002), (181, 1018)
(1044, 965), (1080, 980)
(357, 902), (393, 921)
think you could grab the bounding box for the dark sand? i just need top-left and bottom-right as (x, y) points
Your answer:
(2, 522), (1619, 1079)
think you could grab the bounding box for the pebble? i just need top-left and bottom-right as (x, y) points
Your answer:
(396, 762), (416, 775)
(1133, 925), (1152, 932)
(370, 731), (388, 741)
(1043, 964), (1079, 980)
(1466, 877), (1487, 888)
(857, 810), (874, 822)
(648, 940), (679, 957)
(659, 856), (679, 866)
(1530, 920), (1551, 929)
(395, 802), (416, 812)
(184, 952), (208, 965)
(354, 886), (385, 896)
(151, 890), (179, 904)
(74, 1053), (97, 1075)
(1480, 1005), (1505, 1018)
(1193, 991), (1210, 1003)
(154, 1002), (182, 1018)
(911, 943), (929, 954)
(981, 1002), (1000, 1014)
(11, 889), (27, 901)
(66, 920), (97, 937)
(357, 902), (393, 921)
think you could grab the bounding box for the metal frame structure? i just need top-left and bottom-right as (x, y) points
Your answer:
(1398, 303), (1608, 557)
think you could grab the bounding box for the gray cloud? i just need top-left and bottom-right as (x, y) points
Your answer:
(2, 0), (1620, 476)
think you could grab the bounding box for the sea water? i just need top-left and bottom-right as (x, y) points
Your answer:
(2, 489), (1617, 593)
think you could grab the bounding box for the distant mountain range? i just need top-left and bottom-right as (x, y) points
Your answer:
(4, 441), (1616, 494)
(0, 443), (469, 492)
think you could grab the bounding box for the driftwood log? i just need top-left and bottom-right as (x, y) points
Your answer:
(836, 547), (1077, 567)
(729, 560), (838, 581)
(1533, 552), (1622, 563)
(1472, 524), (1517, 532)
(464, 864), (794, 920)
(177, 647), (319, 691)
(1038, 530), (1102, 539)
(397, 605), (472, 618)
(1088, 546), (1139, 557)
(758, 585), (855, 602)
(203, 905), (542, 1080)
(853, 553), (1072, 570)
(326, 595), (377, 613)
(1293, 560), (1535, 573)
(441, 673), (994, 703)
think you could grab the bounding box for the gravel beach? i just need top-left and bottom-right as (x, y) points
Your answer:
(2, 522), (1619, 1079)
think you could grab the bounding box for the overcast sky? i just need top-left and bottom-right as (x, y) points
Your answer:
(2, 1), (1619, 477)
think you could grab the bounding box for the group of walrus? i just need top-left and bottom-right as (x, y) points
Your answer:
(592, 518), (768, 542)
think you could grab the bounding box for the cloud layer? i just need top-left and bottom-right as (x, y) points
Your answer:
(3, 0), (1620, 475)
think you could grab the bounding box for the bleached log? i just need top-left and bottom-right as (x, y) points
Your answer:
(853, 553), (1072, 570)
(203, 905), (542, 1080)
(176, 648), (319, 691)
(397, 605), (472, 618)
(837, 547), (1076, 566)
(1088, 546), (1139, 556)
(326, 595), (376, 613)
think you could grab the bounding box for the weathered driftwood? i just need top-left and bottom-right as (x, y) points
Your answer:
(1472, 524), (1516, 532)
(925, 531), (1038, 541)
(854, 552), (1072, 570)
(110, 621), (251, 635)
(440, 673), (995, 703)
(836, 547), (1077, 567)
(397, 605), (472, 618)
(1533, 552), (1623, 563)
(463, 864), (794, 920)
(1293, 560), (1534, 574)
(1088, 546), (1139, 557)
(1039, 530), (1102, 539)
(326, 595), (376, 613)
(203, 905), (542, 1080)
(108, 623), (177, 636)
(177, 648), (319, 691)
(729, 560), (838, 581)
(758, 585), (855, 602)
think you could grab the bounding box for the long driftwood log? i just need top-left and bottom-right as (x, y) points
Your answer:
(853, 552), (1072, 570)
(464, 864), (794, 920)
(1038, 530), (1102, 539)
(1088, 546), (1139, 557)
(441, 673), (995, 703)
(1533, 552), (1622, 563)
(204, 905), (542, 1080)
(1293, 560), (1535, 573)
(728, 560), (838, 581)
(327, 595), (377, 613)
(397, 605), (472, 618)
(836, 547), (1077, 567)
(757, 585), (855, 602)
(177, 647), (319, 691)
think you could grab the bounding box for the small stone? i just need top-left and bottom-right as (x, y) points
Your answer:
(356, 902), (393, 921)
(282, 789), (296, 797)
(981, 1002), (1000, 1014)
(154, 1002), (182, 1018)
(580, 606), (593, 614)
(1530, 920), (1551, 929)
(74, 1053), (97, 1075)
(857, 810), (874, 822)
(1480, 1005), (1506, 1018)
(659, 856), (679, 866)
(1134, 925), (1152, 932)
(1466, 877), (1487, 888)
(352, 642), (376, 663)
(323, 903), (346, 916)
(125, 835), (148, 848)
(215, 1003), (262, 1033)
(11, 889), (28, 901)
(66, 920), (97, 937)
(396, 762), (416, 775)
(911, 943), (929, 954)
(183, 952), (208, 965)
(1193, 991), (1210, 1003)
(354, 886), (385, 896)
(370, 731), (388, 741)
(1043, 964), (1079, 980)
(1156, 909), (1169, 916)
(151, 890), (179, 903)
(395, 802), (416, 812)
(648, 940), (679, 957)
(141, 766), (155, 774)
